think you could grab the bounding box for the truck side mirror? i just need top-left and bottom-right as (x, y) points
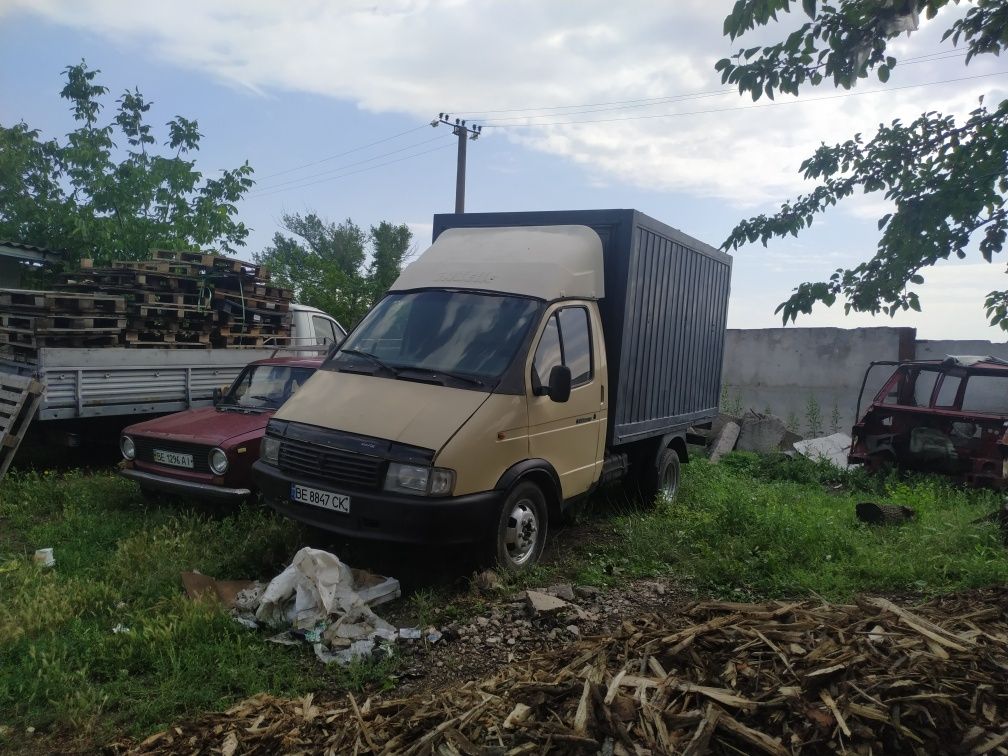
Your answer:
(547, 365), (572, 403)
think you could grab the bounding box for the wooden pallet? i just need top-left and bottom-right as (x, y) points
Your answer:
(0, 313), (126, 331)
(213, 291), (289, 313)
(151, 249), (268, 279)
(0, 289), (126, 314)
(141, 291), (211, 307)
(0, 374), (43, 479)
(0, 330), (121, 348)
(62, 269), (203, 294)
(113, 259), (210, 276)
(130, 306), (216, 324)
(125, 330), (211, 346)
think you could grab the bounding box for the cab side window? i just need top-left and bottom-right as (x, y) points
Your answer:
(532, 314), (562, 390)
(531, 306), (593, 391)
(312, 316), (337, 345)
(558, 307), (592, 385)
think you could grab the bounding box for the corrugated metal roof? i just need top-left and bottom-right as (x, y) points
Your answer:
(0, 240), (66, 262)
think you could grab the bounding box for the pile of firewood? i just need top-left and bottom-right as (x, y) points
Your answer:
(121, 590), (1008, 755)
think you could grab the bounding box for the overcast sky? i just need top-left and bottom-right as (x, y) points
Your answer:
(2, 0), (1007, 340)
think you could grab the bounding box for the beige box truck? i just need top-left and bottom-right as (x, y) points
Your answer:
(254, 210), (732, 570)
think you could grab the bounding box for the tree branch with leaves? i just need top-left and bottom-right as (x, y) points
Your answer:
(717, 0), (1008, 329)
(0, 61), (254, 265)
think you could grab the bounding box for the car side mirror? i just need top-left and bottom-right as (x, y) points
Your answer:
(213, 387), (223, 405)
(547, 365), (572, 403)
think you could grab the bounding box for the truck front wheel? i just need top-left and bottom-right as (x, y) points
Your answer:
(489, 481), (548, 572)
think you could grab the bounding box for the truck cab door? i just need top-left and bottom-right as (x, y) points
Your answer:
(526, 303), (605, 499)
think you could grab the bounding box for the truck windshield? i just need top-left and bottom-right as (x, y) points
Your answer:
(329, 290), (540, 386)
(222, 365), (316, 410)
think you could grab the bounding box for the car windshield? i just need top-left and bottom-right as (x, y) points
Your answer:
(222, 365), (316, 410)
(328, 290), (541, 385)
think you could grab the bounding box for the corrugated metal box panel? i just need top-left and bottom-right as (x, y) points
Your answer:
(611, 221), (731, 443)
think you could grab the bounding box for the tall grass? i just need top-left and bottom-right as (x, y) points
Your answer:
(569, 452), (1008, 600)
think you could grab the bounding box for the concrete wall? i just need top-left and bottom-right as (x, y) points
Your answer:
(722, 327), (916, 435)
(722, 327), (1008, 435)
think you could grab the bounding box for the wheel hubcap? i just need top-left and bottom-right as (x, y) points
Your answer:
(660, 465), (678, 498)
(504, 499), (539, 565)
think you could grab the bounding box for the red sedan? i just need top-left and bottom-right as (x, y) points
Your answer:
(119, 357), (323, 502)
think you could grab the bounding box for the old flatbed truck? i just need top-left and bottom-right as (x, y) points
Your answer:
(0, 303), (343, 447)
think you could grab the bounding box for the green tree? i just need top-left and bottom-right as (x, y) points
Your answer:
(0, 61), (254, 265)
(255, 213), (413, 328)
(717, 1), (1008, 328)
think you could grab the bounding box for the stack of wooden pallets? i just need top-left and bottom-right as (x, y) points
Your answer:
(0, 250), (293, 360)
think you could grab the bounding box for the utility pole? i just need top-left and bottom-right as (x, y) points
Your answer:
(432, 113), (482, 213)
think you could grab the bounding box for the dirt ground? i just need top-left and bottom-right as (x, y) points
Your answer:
(390, 575), (692, 697)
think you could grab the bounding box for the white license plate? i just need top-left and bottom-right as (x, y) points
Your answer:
(290, 483), (350, 513)
(153, 449), (194, 469)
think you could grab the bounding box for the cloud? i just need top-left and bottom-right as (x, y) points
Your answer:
(5, 0), (1003, 209)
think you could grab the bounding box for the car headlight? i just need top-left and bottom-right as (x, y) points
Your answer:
(384, 463), (455, 496)
(209, 447), (229, 475)
(261, 435), (281, 466)
(120, 435), (136, 460)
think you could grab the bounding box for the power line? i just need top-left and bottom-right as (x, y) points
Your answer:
(451, 49), (968, 120)
(254, 134), (452, 192)
(255, 123), (430, 180)
(249, 142), (456, 198)
(482, 70), (1008, 129)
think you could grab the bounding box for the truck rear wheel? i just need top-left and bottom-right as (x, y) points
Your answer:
(639, 448), (680, 505)
(489, 481), (548, 572)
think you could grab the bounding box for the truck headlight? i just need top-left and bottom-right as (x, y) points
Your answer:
(261, 435), (281, 466)
(384, 463), (455, 496)
(209, 447), (229, 475)
(120, 435), (136, 460)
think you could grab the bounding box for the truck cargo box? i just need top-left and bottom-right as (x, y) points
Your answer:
(433, 210), (732, 447)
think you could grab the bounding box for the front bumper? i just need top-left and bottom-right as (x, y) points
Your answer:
(121, 467), (252, 503)
(253, 460), (502, 544)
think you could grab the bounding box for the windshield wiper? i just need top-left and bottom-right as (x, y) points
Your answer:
(250, 394), (282, 406)
(339, 349), (399, 376)
(217, 404), (262, 414)
(395, 366), (484, 388)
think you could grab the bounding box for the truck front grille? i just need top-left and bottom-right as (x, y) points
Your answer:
(133, 437), (212, 473)
(278, 437), (384, 490)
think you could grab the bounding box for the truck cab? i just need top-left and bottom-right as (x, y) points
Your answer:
(254, 210), (731, 570)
